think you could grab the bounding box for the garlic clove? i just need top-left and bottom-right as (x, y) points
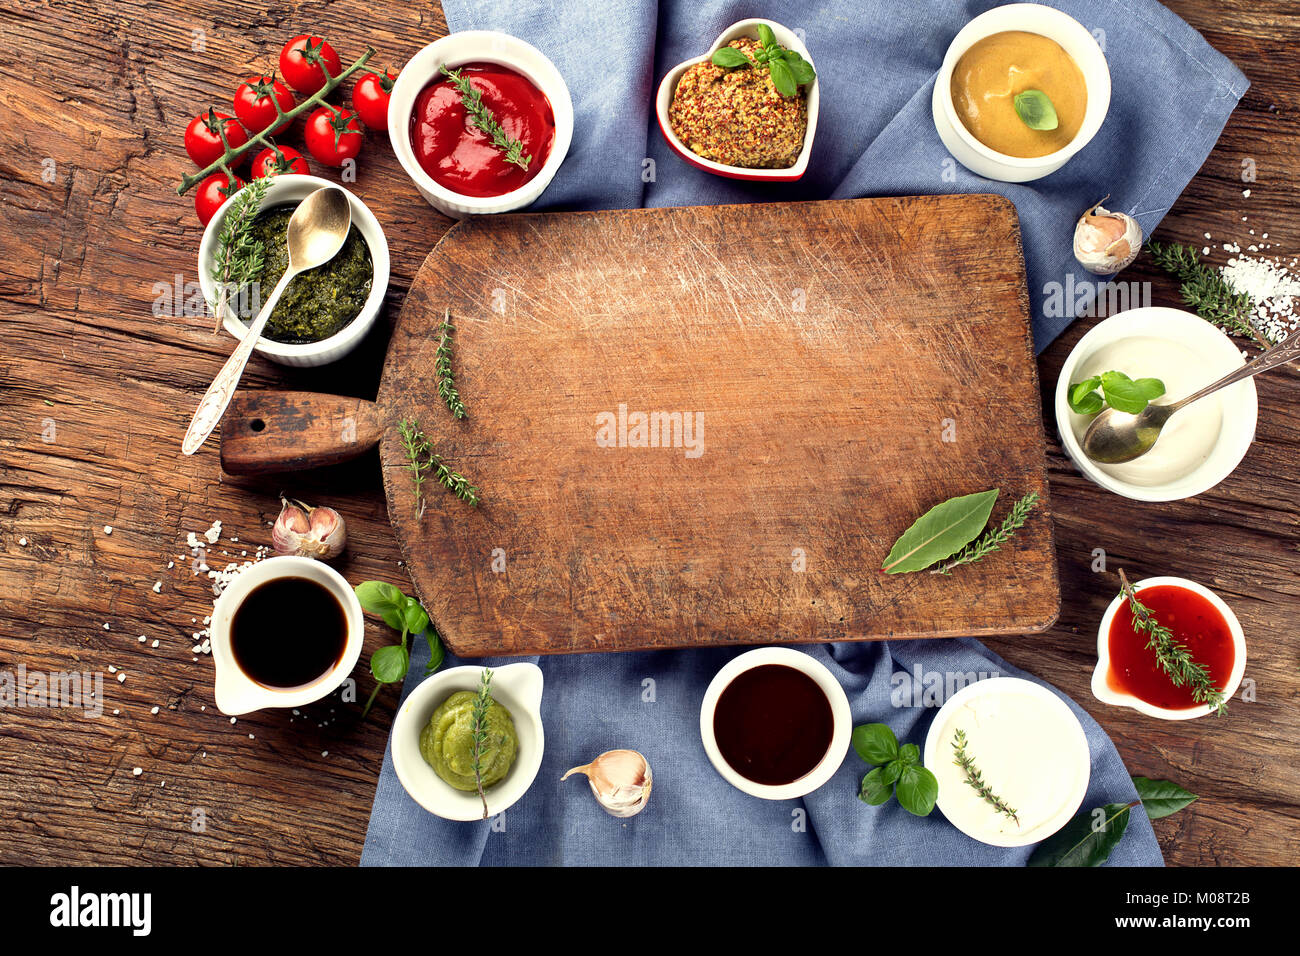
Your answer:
(1074, 202), (1143, 275)
(271, 495), (347, 561)
(562, 749), (652, 818)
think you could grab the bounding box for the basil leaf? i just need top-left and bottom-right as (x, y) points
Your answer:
(1028, 803), (1134, 867)
(1013, 89), (1059, 131)
(355, 580), (403, 616)
(423, 628), (445, 676)
(711, 47), (750, 69)
(1068, 376), (1103, 415)
(756, 23), (776, 50)
(370, 644), (409, 684)
(768, 57), (796, 98)
(858, 767), (895, 806)
(380, 606), (405, 632)
(878, 759), (903, 786)
(852, 723), (899, 765)
(1132, 776), (1198, 819)
(897, 743), (920, 766)
(403, 599), (430, 637)
(1101, 371), (1165, 415)
(783, 50), (816, 85)
(895, 766), (938, 816)
(882, 488), (1000, 574)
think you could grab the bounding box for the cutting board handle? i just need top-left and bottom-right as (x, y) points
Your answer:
(219, 391), (381, 475)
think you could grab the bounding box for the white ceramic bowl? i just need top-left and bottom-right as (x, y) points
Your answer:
(923, 676), (1090, 848)
(699, 647), (851, 800)
(209, 555), (364, 716)
(388, 31), (574, 218)
(932, 3), (1111, 182)
(1055, 307), (1257, 502)
(391, 662), (544, 821)
(198, 174), (389, 367)
(656, 18), (818, 182)
(1093, 576), (1246, 720)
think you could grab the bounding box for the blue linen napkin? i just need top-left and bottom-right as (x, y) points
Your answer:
(361, 0), (1246, 865)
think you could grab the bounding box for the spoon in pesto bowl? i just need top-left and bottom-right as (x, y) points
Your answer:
(182, 186), (352, 455)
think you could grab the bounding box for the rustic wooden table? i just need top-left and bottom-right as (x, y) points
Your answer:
(1, 1), (1296, 866)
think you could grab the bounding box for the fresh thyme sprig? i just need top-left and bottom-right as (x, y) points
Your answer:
(951, 728), (1020, 825)
(930, 491), (1040, 575)
(436, 309), (466, 419)
(470, 668), (494, 819)
(440, 66), (531, 171)
(1145, 241), (1269, 347)
(396, 417), (480, 512)
(1118, 569), (1227, 715)
(208, 176), (269, 332)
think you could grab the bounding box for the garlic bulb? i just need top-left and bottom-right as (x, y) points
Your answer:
(562, 749), (652, 818)
(271, 495), (346, 560)
(1074, 202), (1143, 275)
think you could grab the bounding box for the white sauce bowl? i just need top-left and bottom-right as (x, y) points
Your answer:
(387, 31), (574, 218)
(931, 3), (1110, 182)
(1055, 307), (1258, 502)
(197, 174), (389, 367)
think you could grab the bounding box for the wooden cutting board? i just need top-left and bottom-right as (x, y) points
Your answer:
(225, 196), (1059, 656)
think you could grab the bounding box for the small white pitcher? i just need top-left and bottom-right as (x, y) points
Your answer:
(210, 555), (364, 716)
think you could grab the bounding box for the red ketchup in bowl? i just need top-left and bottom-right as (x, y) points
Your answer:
(1107, 584), (1234, 710)
(410, 63), (555, 198)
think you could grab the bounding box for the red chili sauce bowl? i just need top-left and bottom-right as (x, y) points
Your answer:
(1093, 578), (1245, 719)
(409, 63), (555, 199)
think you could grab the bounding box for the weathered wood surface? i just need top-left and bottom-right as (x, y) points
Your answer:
(0, 0), (1297, 865)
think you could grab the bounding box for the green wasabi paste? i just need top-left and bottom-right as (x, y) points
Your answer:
(420, 690), (518, 791)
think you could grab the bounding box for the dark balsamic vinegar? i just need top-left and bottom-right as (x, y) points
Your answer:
(230, 577), (348, 689)
(713, 664), (834, 785)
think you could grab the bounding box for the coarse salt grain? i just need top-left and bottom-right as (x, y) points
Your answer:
(150, 706), (159, 715)
(132, 767), (142, 776)
(104, 526), (112, 535)
(152, 582), (162, 593)
(18, 537), (27, 546)
(117, 673), (126, 683)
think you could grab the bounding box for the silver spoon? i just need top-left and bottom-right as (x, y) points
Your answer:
(1082, 325), (1300, 464)
(182, 186), (352, 455)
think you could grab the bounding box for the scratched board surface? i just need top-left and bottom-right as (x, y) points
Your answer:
(377, 196), (1058, 655)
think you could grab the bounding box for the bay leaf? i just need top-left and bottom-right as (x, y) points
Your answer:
(1027, 802), (1136, 867)
(1132, 776), (1198, 819)
(882, 489), (999, 574)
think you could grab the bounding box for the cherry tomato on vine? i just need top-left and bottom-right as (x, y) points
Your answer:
(304, 106), (364, 167)
(234, 75), (296, 136)
(194, 172), (245, 226)
(251, 145), (311, 179)
(352, 69), (397, 129)
(279, 35), (342, 95)
(184, 110), (247, 168)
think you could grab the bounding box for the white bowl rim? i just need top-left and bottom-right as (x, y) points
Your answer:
(197, 174), (390, 359)
(935, 2), (1112, 168)
(387, 31), (574, 213)
(1054, 306), (1258, 502)
(390, 662), (545, 821)
(209, 554), (365, 713)
(1092, 575), (1247, 720)
(923, 675), (1091, 847)
(699, 646), (851, 800)
(655, 17), (819, 180)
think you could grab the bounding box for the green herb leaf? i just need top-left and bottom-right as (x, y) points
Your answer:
(1013, 89), (1059, 131)
(370, 643), (409, 684)
(858, 766), (895, 805)
(1132, 776), (1198, 819)
(1028, 802), (1136, 867)
(852, 723), (899, 764)
(711, 46), (751, 68)
(768, 57), (797, 98)
(1068, 376), (1103, 415)
(355, 581), (403, 616)
(897, 743), (920, 766)
(423, 628), (446, 676)
(403, 599), (430, 637)
(896, 766), (939, 817)
(1099, 370), (1165, 414)
(783, 50), (816, 85)
(878, 759), (903, 786)
(882, 489), (1000, 574)
(930, 491), (1041, 576)
(756, 23), (777, 49)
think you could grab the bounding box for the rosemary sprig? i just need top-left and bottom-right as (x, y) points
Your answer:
(1145, 241), (1269, 348)
(951, 729), (1019, 825)
(470, 668), (494, 819)
(176, 47), (375, 195)
(207, 176), (269, 332)
(396, 417), (481, 512)
(930, 491), (1040, 575)
(440, 66), (531, 171)
(1118, 569), (1227, 714)
(436, 309), (466, 419)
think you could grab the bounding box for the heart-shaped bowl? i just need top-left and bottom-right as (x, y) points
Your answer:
(656, 18), (818, 181)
